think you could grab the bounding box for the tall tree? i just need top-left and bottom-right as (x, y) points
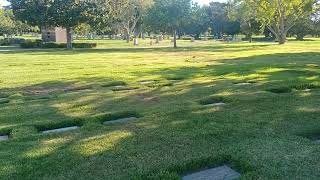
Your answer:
(0, 8), (15, 36)
(249, 0), (317, 44)
(228, 0), (261, 42)
(182, 3), (210, 40)
(116, 0), (153, 43)
(11, 0), (97, 48)
(146, 0), (191, 48)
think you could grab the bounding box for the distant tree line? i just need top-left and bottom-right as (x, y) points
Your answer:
(0, 0), (319, 48)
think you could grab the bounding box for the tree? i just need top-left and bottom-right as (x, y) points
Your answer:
(11, 0), (97, 48)
(289, 17), (313, 40)
(228, 0), (261, 42)
(116, 0), (153, 44)
(146, 0), (191, 48)
(207, 2), (240, 38)
(182, 3), (210, 40)
(0, 9), (15, 36)
(249, 0), (317, 44)
(49, 0), (97, 48)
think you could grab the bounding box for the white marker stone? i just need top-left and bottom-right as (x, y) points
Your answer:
(139, 81), (155, 85)
(235, 82), (251, 86)
(103, 117), (138, 124)
(182, 165), (240, 180)
(0, 135), (9, 141)
(204, 102), (226, 107)
(314, 139), (320, 144)
(302, 89), (311, 92)
(41, 126), (80, 134)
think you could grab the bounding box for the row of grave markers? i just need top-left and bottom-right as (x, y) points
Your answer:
(0, 80), (318, 180)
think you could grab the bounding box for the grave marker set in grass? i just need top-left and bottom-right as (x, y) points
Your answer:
(200, 96), (227, 107)
(96, 111), (141, 125)
(0, 98), (10, 104)
(0, 134), (9, 141)
(182, 165), (240, 180)
(36, 120), (83, 134)
(0, 129), (11, 141)
(41, 126), (80, 134)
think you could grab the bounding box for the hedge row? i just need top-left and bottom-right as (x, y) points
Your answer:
(20, 40), (97, 49)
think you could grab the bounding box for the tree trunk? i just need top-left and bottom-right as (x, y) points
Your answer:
(173, 30), (177, 48)
(296, 34), (305, 41)
(279, 16), (286, 44)
(248, 33), (252, 43)
(126, 33), (130, 43)
(66, 27), (72, 49)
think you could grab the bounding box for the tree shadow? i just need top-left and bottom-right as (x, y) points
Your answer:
(1, 51), (320, 179)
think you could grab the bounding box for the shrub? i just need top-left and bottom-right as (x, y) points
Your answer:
(42, 42), (97, 48)
(42, 42), (66, 48)
(1, 38), (26, 46)
(20, 40), (42, 48)
(182, 37), (192, 40)
(72, 43), (97, 48)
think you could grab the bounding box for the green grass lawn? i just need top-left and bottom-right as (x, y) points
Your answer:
(1, 39), (320, 179)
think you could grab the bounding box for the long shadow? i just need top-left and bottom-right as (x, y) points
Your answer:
(0, 43), (275, 55)
(1, 51), (320, 179)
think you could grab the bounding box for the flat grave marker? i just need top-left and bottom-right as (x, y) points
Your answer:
(203, 102), (226, 107)
(0, 135), (9, 141)
(182, 165), (240, 180)
(41, 126), (80, 134)
(139, 80), (156, 85)
(103, 117), (138, 125)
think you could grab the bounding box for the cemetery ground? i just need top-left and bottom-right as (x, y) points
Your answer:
(1, 39), (320, 179)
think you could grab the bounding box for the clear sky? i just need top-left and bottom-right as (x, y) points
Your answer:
(1, 0), (226, 6)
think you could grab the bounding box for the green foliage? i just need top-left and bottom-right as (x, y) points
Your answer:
(20, 40), (42, 48)
(0, 9), (15, 35)
(246, 0), (317, 44)
(146, 0), (192, 33)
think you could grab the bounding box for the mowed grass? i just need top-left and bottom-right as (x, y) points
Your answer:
(1, 39), (320, 179)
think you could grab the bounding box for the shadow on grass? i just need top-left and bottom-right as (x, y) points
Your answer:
(1, 51), (320, 179)
(0, 43), (275, 55)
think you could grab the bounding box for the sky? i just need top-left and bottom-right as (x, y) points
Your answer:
(1, 0), (226, 6)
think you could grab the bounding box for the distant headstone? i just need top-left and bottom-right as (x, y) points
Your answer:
(191, 37), (195, 42)
(103, 117), (138, 125)
(0, 135), (9, 141)
(41, 126), (80, 134)
(182, 165), (240, 180)
(134, 38), (139, 46)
